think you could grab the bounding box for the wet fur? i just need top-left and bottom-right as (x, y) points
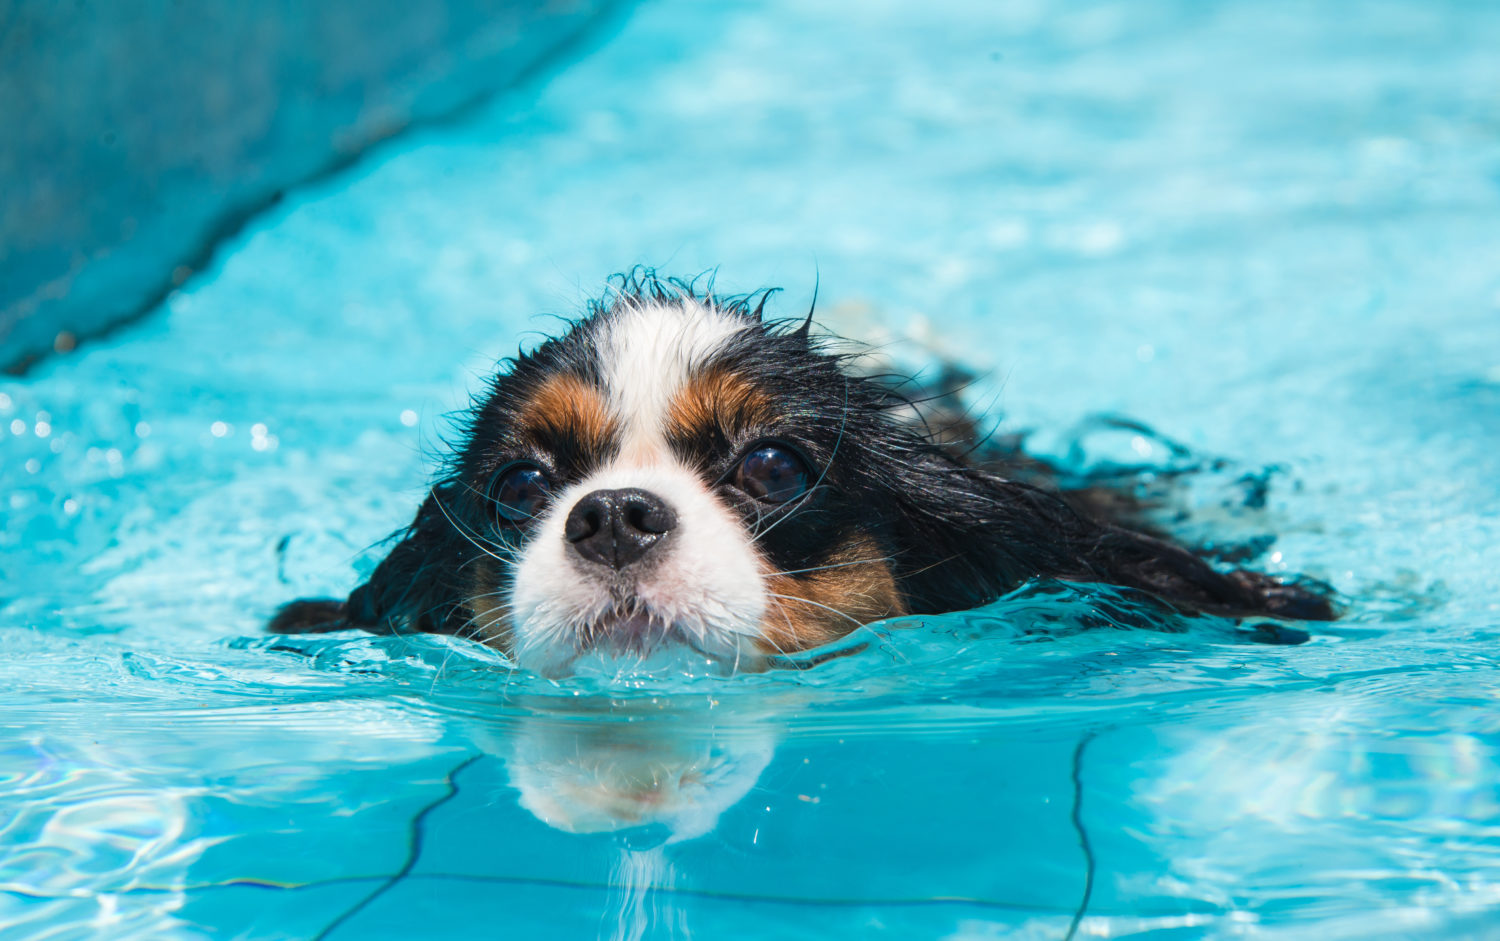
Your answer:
(270, 271), (1335, 651)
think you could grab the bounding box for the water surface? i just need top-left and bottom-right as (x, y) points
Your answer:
(3, 1), (1500, 938)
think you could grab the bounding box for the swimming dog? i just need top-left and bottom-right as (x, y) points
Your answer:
(270, 272), (1333, 674)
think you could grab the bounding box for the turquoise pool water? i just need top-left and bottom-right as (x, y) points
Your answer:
(4, 1), (1500, 938)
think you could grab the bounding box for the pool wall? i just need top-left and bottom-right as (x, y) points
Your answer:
(0, 0), (622, 372)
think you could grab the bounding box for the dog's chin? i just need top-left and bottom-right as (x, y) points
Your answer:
(519, 607), (761, 680)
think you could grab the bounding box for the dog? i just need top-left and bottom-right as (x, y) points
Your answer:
(270, 271), (1334, 675)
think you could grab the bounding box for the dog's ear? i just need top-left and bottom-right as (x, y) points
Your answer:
(266, 597), (350, 634)
(887, 452), (1335, 622)
(881, 455), (1032, 613)
(1076, 522), (1336, 621)
(268, 484), (473, 636)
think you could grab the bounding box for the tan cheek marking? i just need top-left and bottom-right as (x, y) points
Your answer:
(518, 374), (616, 448)
(465, 559), (513, 651)
(665, 366), (775, 443)
(759, 534), (907, 654)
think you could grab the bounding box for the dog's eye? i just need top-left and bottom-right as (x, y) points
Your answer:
(735, 445), (812, 503)
(488, 463), (552, 523)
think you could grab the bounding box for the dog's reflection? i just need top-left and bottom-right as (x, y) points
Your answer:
(491, 697), (775, 845)
(478, 697), (778, 941)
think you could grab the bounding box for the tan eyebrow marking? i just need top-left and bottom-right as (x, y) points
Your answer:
(665, 365), (775, 443)
(516, 373), (617, 450)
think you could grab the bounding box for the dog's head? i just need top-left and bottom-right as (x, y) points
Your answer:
(271, 273), (1335, 674)
(475, 296), (902, 674)
(434, 275), (950, 675)
(311, 273), (1028, 675)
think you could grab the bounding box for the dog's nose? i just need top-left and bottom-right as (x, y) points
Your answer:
(564, 488), (677, 570)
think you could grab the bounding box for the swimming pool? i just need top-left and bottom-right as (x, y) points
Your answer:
(4, 0), (1500, 937)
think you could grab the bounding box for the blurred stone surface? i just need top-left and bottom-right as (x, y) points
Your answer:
(0, 0), (616, 371)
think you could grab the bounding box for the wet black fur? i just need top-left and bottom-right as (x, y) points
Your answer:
(270, 271), (1335, 643)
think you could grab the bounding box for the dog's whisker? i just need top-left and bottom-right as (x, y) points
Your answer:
(446, 597), (514, 638)
(765, 591), (865, 627)
(454, 478), (551, 529)
(764, 556), (898, 579)
(430, 493), (509, 563)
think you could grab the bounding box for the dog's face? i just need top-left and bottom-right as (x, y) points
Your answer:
(454, 291), (909, 675)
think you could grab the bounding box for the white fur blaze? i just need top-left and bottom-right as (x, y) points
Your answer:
(594, 297), (751, 458)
